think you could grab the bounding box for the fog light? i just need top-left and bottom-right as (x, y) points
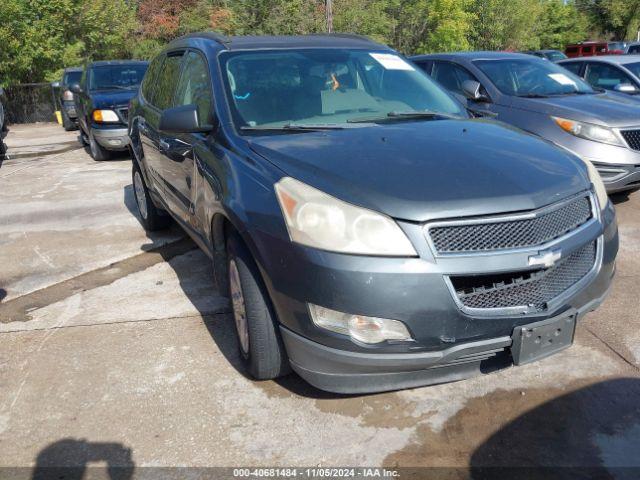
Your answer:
(308, 304), (412, 344)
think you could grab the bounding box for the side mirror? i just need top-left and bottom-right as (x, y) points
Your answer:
(614, 83), (638, 94)
(69, 83), (82, 94)
(462, 80), (489, 102)
(51, 81), (61, 88)
(159, 104), (212, 133)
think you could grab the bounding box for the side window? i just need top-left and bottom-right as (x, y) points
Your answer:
(174, 51), (213, 124)
(154, 52), (185, 110)
(561, 62), (583, 76)
(586, 63), (631, 90)
(432, 62), (482, 96)
(141, 55), (164, 104)
(414, 60), (433, 75)
(630, 45), (640, 54)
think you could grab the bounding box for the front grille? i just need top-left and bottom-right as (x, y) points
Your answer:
(117, 108), (129, 123)
(621, 129), (640, 151)
(450, 241), (596, 312)
(428, 196), (591, 254)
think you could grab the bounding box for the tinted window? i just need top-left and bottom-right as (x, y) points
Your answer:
(474, 58), (594, 96)
(221, 49), (465, 128)
(629, 45), (640, 54)
(560, 62), (583, 75)
(175, 51), (213, 123)
(153, 53), (184, 110)
(546, 51), (567, 61)
(586, 63), (632, 90)
(141, 55), (164, 104)
(432, 61), (480, 96)
(63, 71), (82, 85)
(582, 46), (593, 54)
(414, 60), (433, 75)
(88, 64), (148, 91)
(624, 62), (640, 79)
(566, 47), (578, 54)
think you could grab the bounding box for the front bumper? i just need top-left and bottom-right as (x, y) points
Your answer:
(252, 197), (618, 394)
(91, 126), (129, 151)
(593, 162), (640, 193)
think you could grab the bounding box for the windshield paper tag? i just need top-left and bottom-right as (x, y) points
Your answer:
(370, 53), (415, 71)
(548, 73), (576, 86)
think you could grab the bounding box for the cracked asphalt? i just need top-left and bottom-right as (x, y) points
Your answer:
(1, 123), (639, 475)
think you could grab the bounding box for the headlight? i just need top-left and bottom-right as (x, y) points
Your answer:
(92, 109), (119, 123)
(553, 116), (623, 147)
(309, 304), (413, 344)
(275, 177), (416, 256)
(582, 159), (609, 209)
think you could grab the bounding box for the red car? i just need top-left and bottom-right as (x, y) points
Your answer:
(565, 41), (609, 58)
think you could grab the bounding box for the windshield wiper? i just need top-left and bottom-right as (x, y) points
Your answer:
(348, 110), (462, 123)
(240, 123), (345, 132)
(96, 85), (135, 91)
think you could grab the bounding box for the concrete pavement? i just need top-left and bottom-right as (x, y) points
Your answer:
(1, 124), (639, 475)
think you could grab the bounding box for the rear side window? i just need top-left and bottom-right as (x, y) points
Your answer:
(629, 45), (640, 54)
(560, 62), (583, 76)
(174, 51), (213, 123)
(582, 46), (593, 55)
(153, 52), (184, 110)
(141, 55), (164, 104)
(414, 60), (433, 75)
(586, 63), (631, 90)
(566, 47), (578, 54)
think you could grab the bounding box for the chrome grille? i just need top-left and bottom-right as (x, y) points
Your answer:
(620, 129), (640, 151)
(117, 108), (129, 123)
(450, 241), (596, 312)
(428, 196), (591, 254)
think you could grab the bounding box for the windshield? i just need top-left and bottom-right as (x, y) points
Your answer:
(220, 49), (465, 129)
(474, 58), (594, 96)
(546, 51), (567, 61)
(63, 71), (82, 85)
(623, 62), (640, 79)
(89, 64), (148, 91)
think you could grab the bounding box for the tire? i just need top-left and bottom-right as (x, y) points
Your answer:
(226, 233), (290, 380)
(88, 129), (111, 161)
(132, 163), (170, 231)
(61, 109), (77, 131)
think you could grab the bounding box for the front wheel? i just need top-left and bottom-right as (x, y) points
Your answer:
(88, 129), (111, 161)
(226, 233), (290, 380)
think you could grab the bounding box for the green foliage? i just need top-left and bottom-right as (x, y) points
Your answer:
(2, 0), (639, 86)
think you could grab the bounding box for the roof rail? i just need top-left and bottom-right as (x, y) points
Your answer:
(176, 31), (230, 46)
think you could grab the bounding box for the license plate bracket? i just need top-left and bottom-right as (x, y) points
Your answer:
(512, 314), (576, 366)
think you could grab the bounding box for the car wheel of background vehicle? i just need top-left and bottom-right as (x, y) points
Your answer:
(132, 164), (170, 231)
(61, 109), (76, 131)
(88, 129), (111, 161)
(226, 233), (291, 380)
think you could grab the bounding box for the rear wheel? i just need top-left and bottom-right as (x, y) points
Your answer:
(88, 129), (111, 161)
(226, 233), (290, 380)
(132, 163), (170, 231)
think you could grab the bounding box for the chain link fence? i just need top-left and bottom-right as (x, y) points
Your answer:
(4, 83), (60, 124)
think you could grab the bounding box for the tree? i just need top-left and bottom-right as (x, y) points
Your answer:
(467, 0), (542, 50)
(577, 0), (640, 40)
(537, 0), (588, 49)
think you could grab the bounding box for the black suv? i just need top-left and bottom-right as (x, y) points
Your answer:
(128, 33), (617, 393)
(71, 60), (148, 160)
(52, 67), (83, 131)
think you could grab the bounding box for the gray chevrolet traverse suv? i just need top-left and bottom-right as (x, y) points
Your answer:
(412, 51), (640, 194)
(128, 33), (618, 393)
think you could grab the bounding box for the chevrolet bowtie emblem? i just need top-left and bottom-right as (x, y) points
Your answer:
(528, 249), (562, 268)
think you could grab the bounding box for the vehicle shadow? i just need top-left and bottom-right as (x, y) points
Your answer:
(610, 191), (635, 205)
(0, 288), (6, 303)
(122, 183), (343, 399)
(31, 438), (134, 480)
(470, 378), (640, 479)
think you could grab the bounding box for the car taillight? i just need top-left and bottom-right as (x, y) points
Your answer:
(63, 90), (74, 101)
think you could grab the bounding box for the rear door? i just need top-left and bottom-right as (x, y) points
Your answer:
(162, 49), (216, 231)
(140, 51), (185, 212)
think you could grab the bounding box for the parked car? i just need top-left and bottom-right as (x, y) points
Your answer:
(51, 67), (83, 131)
(607, 42), (627, 55)
(411, 52), (640, 193)
(558, 56), (640, 95)
(127, 33), (617, 394)
(565, 41), (609, 58)
(71, 60), (148, 160)
(624, 42), (640, 54)
(0, 86), (7, 158)
(522, 49), (567, 62)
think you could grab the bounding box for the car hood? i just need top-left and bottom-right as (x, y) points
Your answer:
(510, 92), (640, 128)
(89, 89), (139, 109)
(248, 119), (589, 222)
